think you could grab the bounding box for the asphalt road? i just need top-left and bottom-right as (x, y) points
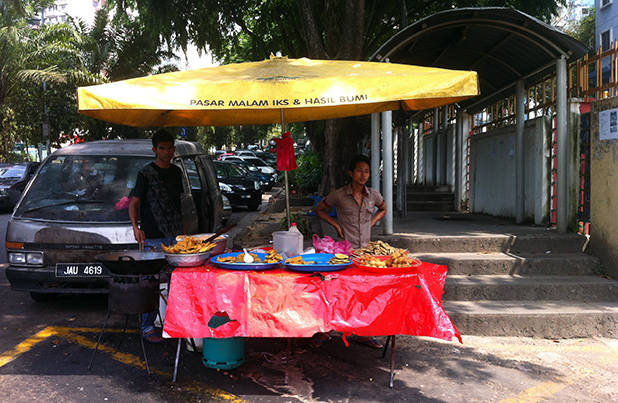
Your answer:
(1, 203), (617, 402)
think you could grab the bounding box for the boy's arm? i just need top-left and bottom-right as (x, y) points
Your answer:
(370, 202), (386, 228)
(129, 196), (145, 246)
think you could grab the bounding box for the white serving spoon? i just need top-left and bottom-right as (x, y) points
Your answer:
(243, 248), (254, 263)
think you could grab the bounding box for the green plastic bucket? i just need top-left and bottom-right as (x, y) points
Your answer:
(202, 315), (245, 370)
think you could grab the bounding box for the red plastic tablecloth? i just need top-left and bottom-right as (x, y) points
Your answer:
(163, 263), (461, 342)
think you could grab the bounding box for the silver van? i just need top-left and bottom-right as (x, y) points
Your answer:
(5, 139), (223, 301)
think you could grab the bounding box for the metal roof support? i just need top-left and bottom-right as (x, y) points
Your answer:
(515, 79), (526, 223)
(433, 108), (439, 185)
(371, 113), (381, 192)
(556, 56), (568, 233)
(455, 109), (468, 211)
(382, 111), (394, 235)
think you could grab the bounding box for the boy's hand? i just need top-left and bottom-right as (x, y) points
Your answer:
(133, 226), (145, 246)
(335, 224), (344, 239)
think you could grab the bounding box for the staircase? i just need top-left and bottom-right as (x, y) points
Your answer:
(407, 185), (455, 212)
(379, 232), (618, 338)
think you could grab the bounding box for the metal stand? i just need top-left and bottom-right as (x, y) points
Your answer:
(88, 312), (151, 375)
(381, 335), (396, 388)
(173, 338), (182, 382)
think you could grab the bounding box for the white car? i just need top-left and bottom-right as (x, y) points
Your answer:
(238, 156), (276, 175)
(234, 150), (256, 157)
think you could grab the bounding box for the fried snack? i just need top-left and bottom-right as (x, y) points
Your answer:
(264, 249), (283, 263)
(217, 252), (263, 263)
(387, 249), (421, 268)
(162, 236), (216, 254)
(284, 256), (305, 265)
(353, 240), (402, 256)
(354, 251), (421, 268)
(328, 254), (350, 264)
(355, 254), (388, 268)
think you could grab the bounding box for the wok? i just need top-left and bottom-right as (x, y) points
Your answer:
(96, 250), (167, 275)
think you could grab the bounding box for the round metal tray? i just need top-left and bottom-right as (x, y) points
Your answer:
(165, 252), (211, 267)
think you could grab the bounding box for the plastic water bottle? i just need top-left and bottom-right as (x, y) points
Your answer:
(289, 223), (304, 256)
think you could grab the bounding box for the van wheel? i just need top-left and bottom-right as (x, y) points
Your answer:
(30, 292), (57, 302)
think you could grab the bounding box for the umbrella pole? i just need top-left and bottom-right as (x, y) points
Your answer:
(280, 109), (291, 228)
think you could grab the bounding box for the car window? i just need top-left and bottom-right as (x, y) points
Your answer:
(1, 165), (27, 179)
(184, 158), (202, 190)
(14, 155), (153, 222)
(226, 163), (243, 177)
(214, 162), (227, 178)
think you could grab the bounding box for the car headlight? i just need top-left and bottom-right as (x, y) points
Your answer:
(9, 252), (26, 264)
(0, 188), (7, 196)
(219, 183), (232, 192)
(27, 252), (44, 265)
(254, 181), (260, 190)
(234, 184), (247, 191)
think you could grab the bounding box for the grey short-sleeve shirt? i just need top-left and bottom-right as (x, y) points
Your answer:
(324, 184), (385, 249)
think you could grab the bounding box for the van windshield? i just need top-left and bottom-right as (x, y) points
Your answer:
(14, 155), (153, 222)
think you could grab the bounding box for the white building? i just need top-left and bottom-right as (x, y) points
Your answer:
(33, 0), (106, 26)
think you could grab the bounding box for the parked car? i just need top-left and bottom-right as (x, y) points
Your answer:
(4, 139), (223, 301)
(0, 162), (39, 211)
(221, 194), (232, 224)
(255, 151), (276, 168)
(216, 152), (234, 161)
(238, 156), (277, 177)
(233, 149), (256, 157)
(214, 161), (262, 211)
(226, 159), (275, 191)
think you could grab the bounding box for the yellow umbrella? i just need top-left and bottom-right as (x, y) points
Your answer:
(78, 55), (479, 227)
(78, 55), (478, 127)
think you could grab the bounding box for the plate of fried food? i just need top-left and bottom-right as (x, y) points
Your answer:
(283, 253), (352, 272)
(212, 249), (283, 270)
(352, 249), (422, 274)
(162, 236), (217, 267)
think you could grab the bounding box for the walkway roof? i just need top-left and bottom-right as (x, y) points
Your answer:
(370, 8), (589, 112)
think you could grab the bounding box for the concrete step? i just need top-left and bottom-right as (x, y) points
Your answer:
(406, 200), (455, 211)
(407, 185), (451, 192)
(444, 275), (618, 302)
(444, 300), (618, 338)
(412, 252), (600, 275)
(381, 233), (587, 253)
(407, 192), (454, 201)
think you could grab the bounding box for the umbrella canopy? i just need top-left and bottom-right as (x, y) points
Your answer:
(78, 55), (479, 127)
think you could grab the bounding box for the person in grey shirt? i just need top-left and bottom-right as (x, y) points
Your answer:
(314, 155), (386, 249)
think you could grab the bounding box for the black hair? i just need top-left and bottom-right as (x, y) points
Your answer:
(152, 129), (175, 147)
(348, 154), (371, 172)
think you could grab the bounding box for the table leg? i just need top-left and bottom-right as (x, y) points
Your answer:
(173, 338), (182, 382)
(382, 335), (392, 358)
(389, 335), (396, 388)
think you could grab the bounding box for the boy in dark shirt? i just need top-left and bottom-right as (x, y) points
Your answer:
(129, 129), (183, 343)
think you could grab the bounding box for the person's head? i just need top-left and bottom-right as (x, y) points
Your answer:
(151, 129), (176, 165)
(348, 154), (371, 186)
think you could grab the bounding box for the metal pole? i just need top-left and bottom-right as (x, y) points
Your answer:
(432, 108), (439, 185)
(556, 56), (568, 233)
(515, 79), (526, 223)
(280, 109), (291, 228)
(455, 110), (463, 211)
(402, 124), (409, 217)
(371, 113), (381, 190)
(382, 111), (393, 235)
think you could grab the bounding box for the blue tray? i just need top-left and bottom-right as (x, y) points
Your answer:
(284, 253), (352, 272)
(211, 252), (280, 271)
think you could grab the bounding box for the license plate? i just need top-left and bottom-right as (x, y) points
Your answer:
(55, 263), (109, 278)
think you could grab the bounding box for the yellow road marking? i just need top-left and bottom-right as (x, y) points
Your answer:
(0, 326), (246, 402)
(0, 326), (56, 368)
(499, 379), (573, 403)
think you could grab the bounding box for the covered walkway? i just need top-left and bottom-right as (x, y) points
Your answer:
(368, 7), (588, 234)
